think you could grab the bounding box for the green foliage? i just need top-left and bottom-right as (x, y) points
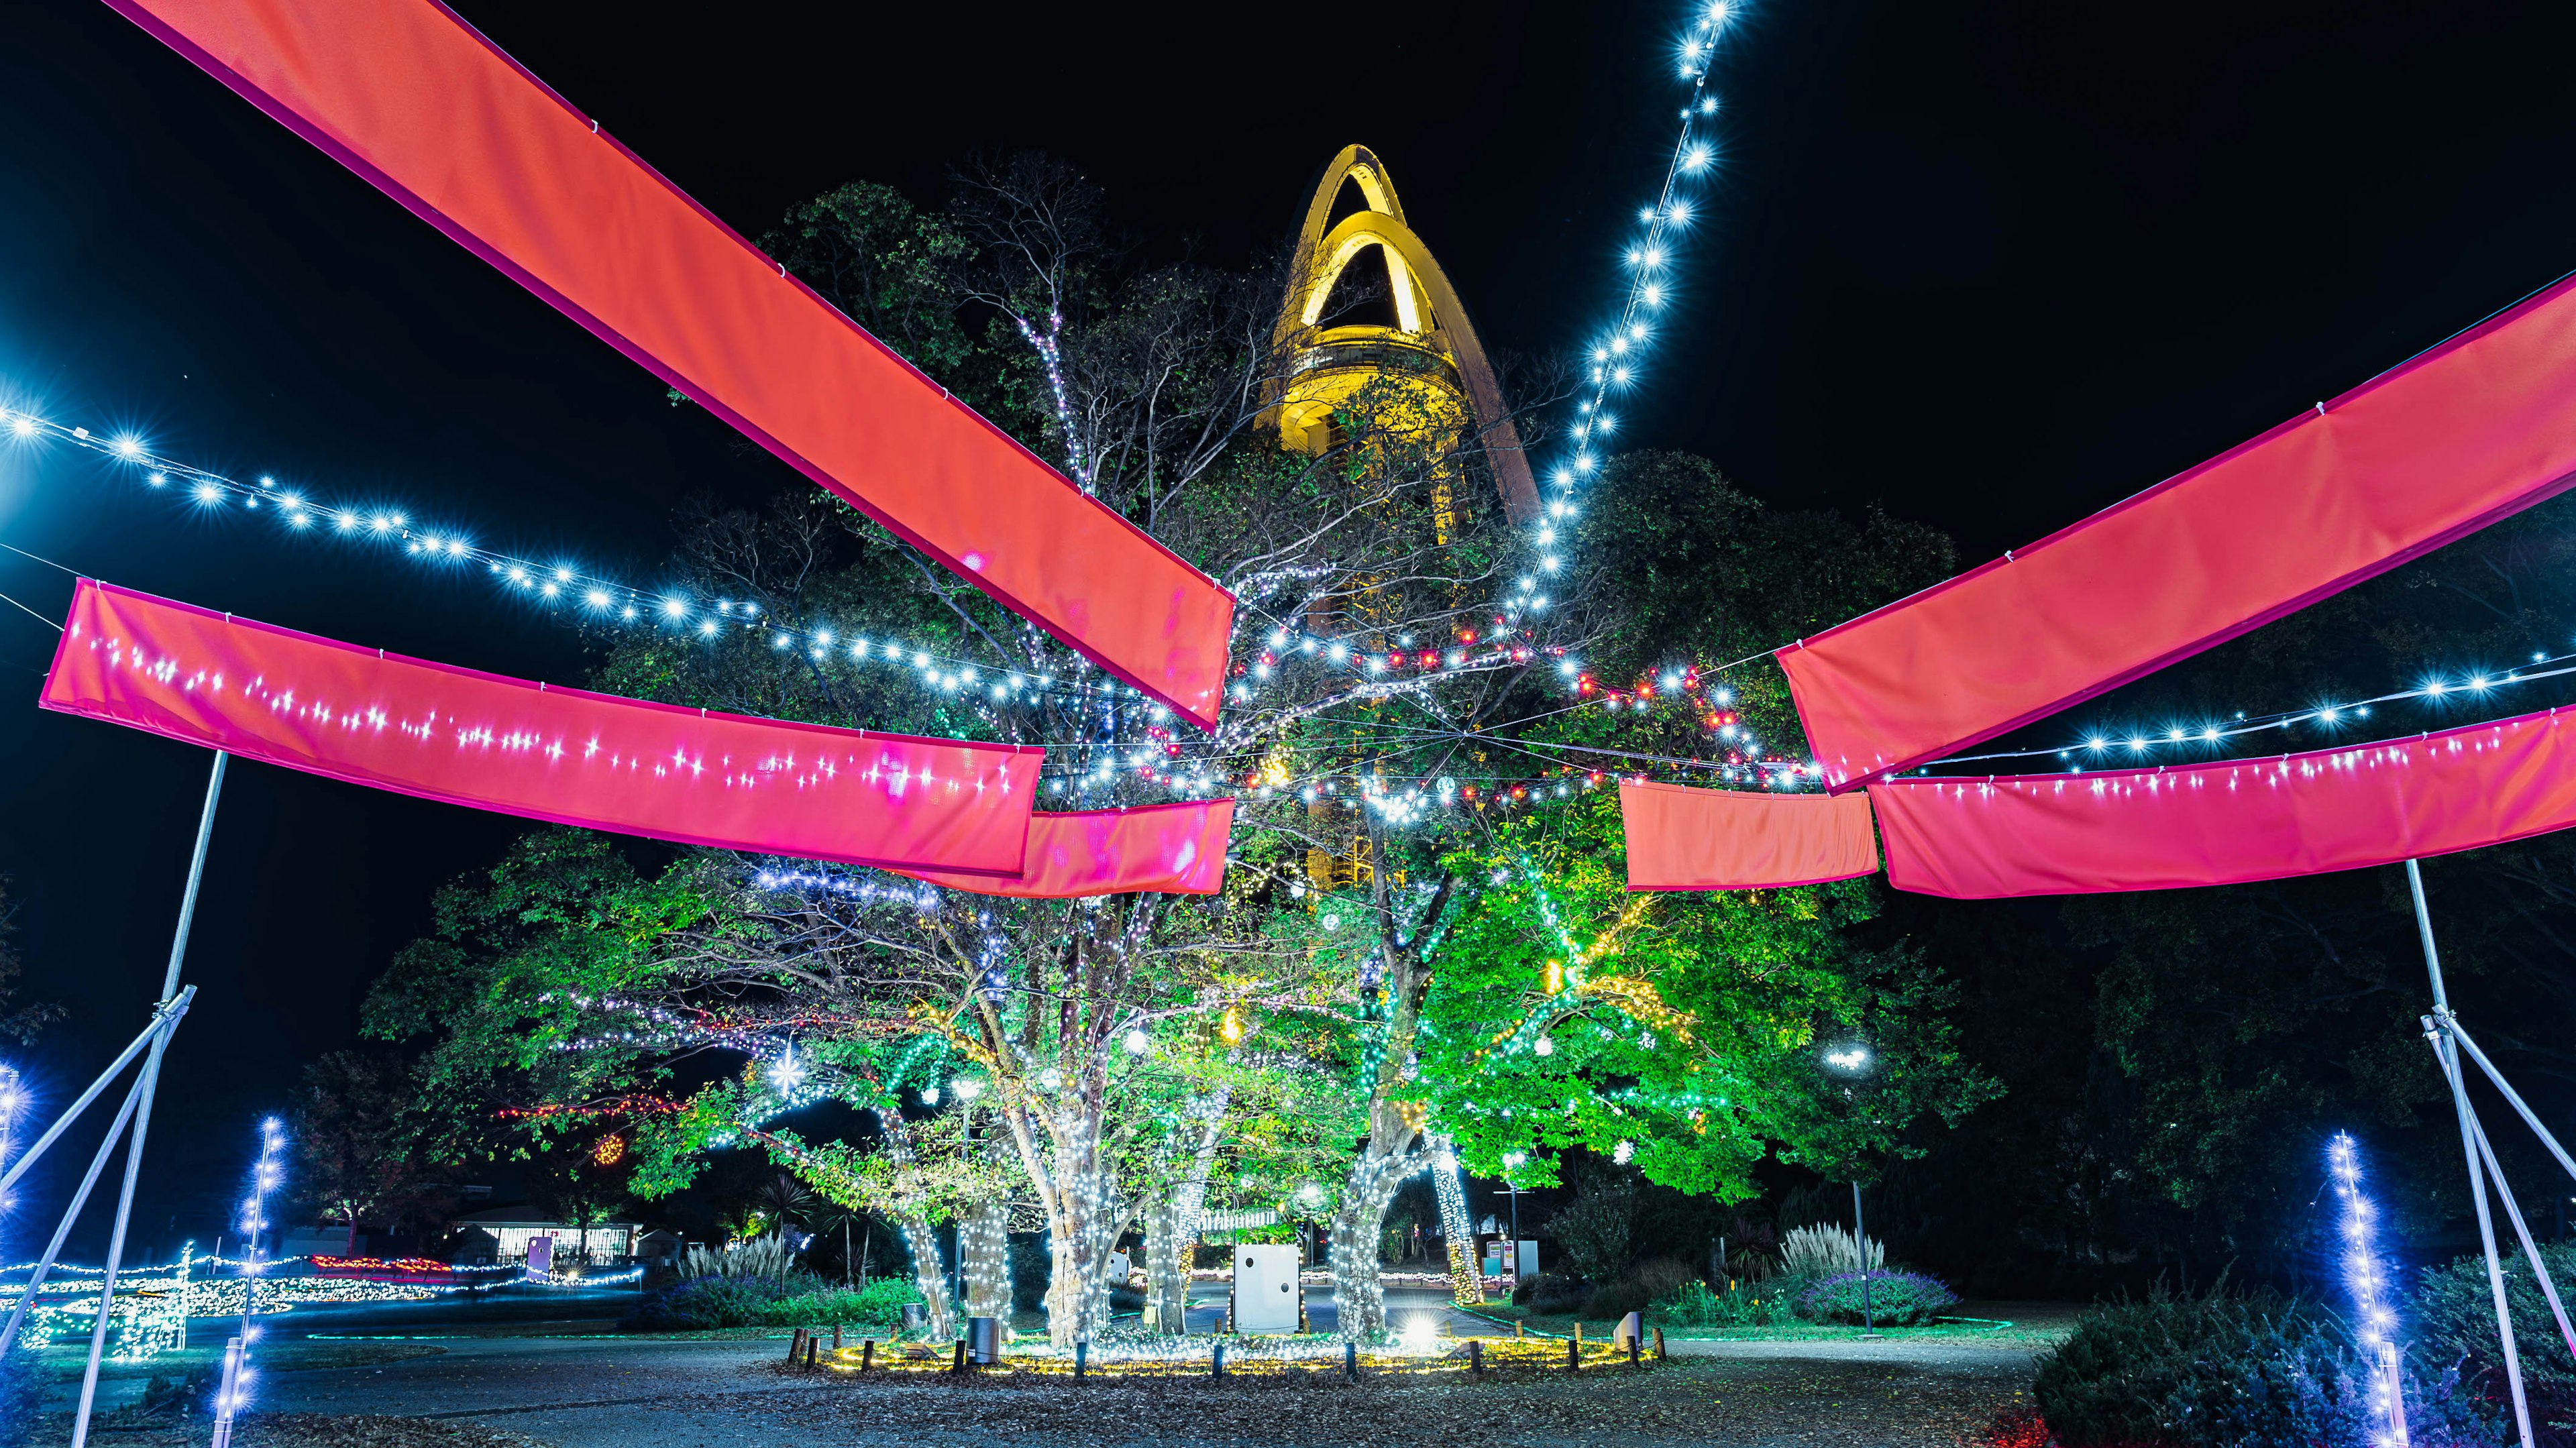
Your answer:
(0, 1339), (47, 1446)
(1656, 1278), (1794, 1331)
(2414, 1241), (2576, 1429)
(1796, 1270), (1957, 1326)
(2035, 1289), (2497, 1448)
(762, 182), (975, 389)
(622, 1274), (923, 1333)
(1549, 1179), (1641, 1282)
(1413, 788), (1997, 1201)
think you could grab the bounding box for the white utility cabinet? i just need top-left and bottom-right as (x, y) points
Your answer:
(1229, 1243), (1302, 1333)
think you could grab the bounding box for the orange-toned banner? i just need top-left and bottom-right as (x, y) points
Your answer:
(100, 0), (1233, 729)
(896, 799), (1233, 897)
(1782, 272), (2576, 789)
(42, 581), (1040, 876)
(1872, 710), (2576, 897)
(1619, 781), (1880, 891)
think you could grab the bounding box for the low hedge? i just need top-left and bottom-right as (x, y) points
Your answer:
(623, 1274), (924, 1333)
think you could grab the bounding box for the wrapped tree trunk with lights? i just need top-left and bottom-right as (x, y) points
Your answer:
(1142, 1090), (1228, 1333)
(1324, 850), (1459, 1338)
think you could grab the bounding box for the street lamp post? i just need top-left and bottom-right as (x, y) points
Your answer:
(1851, 1180), (1878, 1339)
(1820, 1040), (1882, 1341)
(1501, 1153), (1527, 1290)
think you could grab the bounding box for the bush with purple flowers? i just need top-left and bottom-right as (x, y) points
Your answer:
(1798, 1269), (1960, 1327)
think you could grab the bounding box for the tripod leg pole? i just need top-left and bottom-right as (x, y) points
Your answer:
(2411, 861), (2534, 1448)
(69, 752), (223, 1448)
(0, 1066), (152, 1357)
(2433, 1023), (2534, 1447)
(2467, 1092), (2576, 1366)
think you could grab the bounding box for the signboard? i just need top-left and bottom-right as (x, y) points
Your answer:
(525, 1235), (553, 1276)
(1231, 1243), (1301, 1333)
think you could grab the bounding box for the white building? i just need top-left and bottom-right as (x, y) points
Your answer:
(449, 1206), (639, 1264)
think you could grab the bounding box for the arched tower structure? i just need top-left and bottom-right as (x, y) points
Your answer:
(1267, 146), (1540, 525)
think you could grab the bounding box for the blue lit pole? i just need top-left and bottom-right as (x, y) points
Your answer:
(212, 1116), (285, 1448)
(2329, 1134), (2410, 1447)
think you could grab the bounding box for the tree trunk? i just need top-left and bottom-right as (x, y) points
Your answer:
(961, 1199), (1012, 1321)
(1144, 1194), (1191, 1334)
(1033, 1103), (1120, 1348)
(1144, 1089), (1228, 1335)
(898, 1212), (956, 1341)
(1328, 1101), (1422, 1340)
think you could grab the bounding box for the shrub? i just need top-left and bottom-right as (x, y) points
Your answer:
(678, 1235), (798, 1282)
(1549, 1180), (1640, 1283)
(622, 1274), (924, 1332)
(2414, 1239), (2576, 1433)
(1527, 1272), (1591, 1315)
(1798, 1270), (1959, 1327)
(1656, 1280), (1793, 1331)
(1630, 1258), (1700, 1301)
(2033, 1289), (2499, 1448)
(0, 1339), (42, 1446)
(1778, 1223), (1882, 1279)
(1582, 1279), (1654, 1321)
(625, 1275), (784, 1331)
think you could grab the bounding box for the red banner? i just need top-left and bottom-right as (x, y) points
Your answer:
(1619, 781), (1880, 891)
(1780, 274), (2576, 789)
(42, 581), (1040, 876)
(1871, 710), (2576, 897)
(99, 0), (1233, 730)
(895, 799), (1233, 897)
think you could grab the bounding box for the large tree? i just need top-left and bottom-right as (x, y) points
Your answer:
(370, 160), (1989, 1342)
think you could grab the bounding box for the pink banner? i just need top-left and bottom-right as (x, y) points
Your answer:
(1780, 272), (2576, 789)
(42, 581), (1040, 876)
(895, 800), (1234, 897)
(1871, 709), (2576, 897)
(1619, 781), (1879, 891)
(99, 0), (1233, 730)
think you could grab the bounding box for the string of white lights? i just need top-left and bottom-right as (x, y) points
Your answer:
(0, 408), (1113, 706)
(1523, 0), (1739, 563)
(1908, 648), (2576, 779)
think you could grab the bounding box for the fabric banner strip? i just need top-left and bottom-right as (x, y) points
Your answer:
(1619, 781), (1880, 891)
(1872, 709), (2576, 898)
(41, 580), (1041, 876)
(100, 0), (1233, 730)
(1779, 271), (2576, 789)
(894, 799), (1234, 898)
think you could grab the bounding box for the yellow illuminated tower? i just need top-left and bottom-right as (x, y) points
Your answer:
(1268, 146), (1540, 526)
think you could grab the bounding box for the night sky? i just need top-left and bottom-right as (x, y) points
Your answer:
(1, 0), (2573, 1256)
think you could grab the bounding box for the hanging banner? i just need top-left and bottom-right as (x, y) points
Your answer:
(1872, 709), (2576, 898)
(1778, 272), (2576, 789)
(42, 581), (1040, 876)
(1619, 781), (1879, 891)
(894, 799), (1233, 898)
(98, 0), (1233, 730)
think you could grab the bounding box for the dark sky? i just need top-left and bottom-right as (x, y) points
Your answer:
(1, 0), (2573, 1256)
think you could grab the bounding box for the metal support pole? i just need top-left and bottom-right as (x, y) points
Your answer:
(2444, 1017), (2576, 1190)
(2410, 858), (2536, 1448)
(2466, 1095), (2576, 1366)
(1854, 1180), (1877, 1337)
(0, 1060), (157, 1356)
(71, 752), (224, 1448)
(0, 998), (190, 1209)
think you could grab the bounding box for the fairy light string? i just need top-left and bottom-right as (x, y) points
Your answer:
(2329, 1133), (2410, 1447)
